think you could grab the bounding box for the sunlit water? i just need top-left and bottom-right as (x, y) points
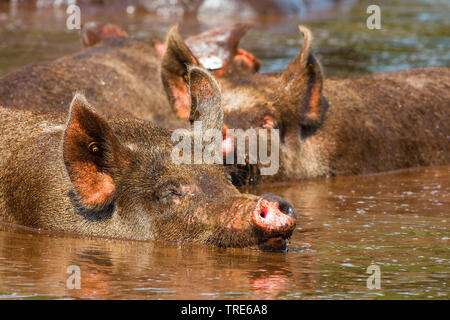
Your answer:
(0, 0), (449, 77)
(0, 1), (449, 300)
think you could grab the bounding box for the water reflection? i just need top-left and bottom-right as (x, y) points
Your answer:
(0, 225), (312, 299)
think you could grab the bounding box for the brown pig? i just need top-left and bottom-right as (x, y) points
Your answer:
(0, 23), (447, 185)
(0, 67), (296, 250)
(162, 25), (450, 184)
(0, 23), (259, 129)
(78, 23), (450, 184)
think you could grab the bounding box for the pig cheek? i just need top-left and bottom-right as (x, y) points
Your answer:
(219, 201), (254, 231)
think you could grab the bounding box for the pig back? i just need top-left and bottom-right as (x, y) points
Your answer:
(322, 67), (450, 175)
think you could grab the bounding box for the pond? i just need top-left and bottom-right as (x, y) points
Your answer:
(0, 0), (448, 300)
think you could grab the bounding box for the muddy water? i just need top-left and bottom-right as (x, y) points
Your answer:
(0, 1), (449, 299)
(0, 0), (449, 77)
(0, 166), (448, 299)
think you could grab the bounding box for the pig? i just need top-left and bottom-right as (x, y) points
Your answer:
(161, 25), (450, 184)
(0, 23), (259, 129)
(0, 67), (296, 250)
(69, 23), (450, 184)
(1, 23), (447, 186)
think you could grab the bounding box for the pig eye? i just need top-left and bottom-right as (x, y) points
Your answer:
(88, 142), (101, 154)
(158, 187), (182, 202)
(183, 73), (189, 82)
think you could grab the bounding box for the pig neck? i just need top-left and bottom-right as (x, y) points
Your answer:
(0, 108), (73, 228)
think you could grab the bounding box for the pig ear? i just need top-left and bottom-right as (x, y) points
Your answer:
(188, 66), (223, 132)
(63, 94), (130, 209)
(281, 25), (326, 127)
(161, 25), (199, 120)
(185, 24), (255, 75)
(81, 22), (128, 47)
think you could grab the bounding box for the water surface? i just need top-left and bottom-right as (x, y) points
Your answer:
(0, 0), (449, 76)
(0, 167), (448, 299)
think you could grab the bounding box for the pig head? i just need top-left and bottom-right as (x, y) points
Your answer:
(163, 24), (450, 184)
(0, 67), (296, 250)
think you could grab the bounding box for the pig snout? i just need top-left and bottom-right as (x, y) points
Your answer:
(209, 193), (296, 250)
(252, 193), (297, 251)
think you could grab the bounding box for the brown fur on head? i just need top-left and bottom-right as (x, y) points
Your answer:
(0, 67), (297, 248)
(161, 24), (260, 120)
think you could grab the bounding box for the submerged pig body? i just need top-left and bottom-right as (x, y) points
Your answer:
(0, 68), (296, 249)
(321, 69), (449, 177)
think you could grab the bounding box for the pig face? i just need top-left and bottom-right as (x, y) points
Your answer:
(59, 67), (296, 250)
(162, 25), (328, 184)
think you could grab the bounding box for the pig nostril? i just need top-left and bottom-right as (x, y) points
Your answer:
(260, 208), (267, 219)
